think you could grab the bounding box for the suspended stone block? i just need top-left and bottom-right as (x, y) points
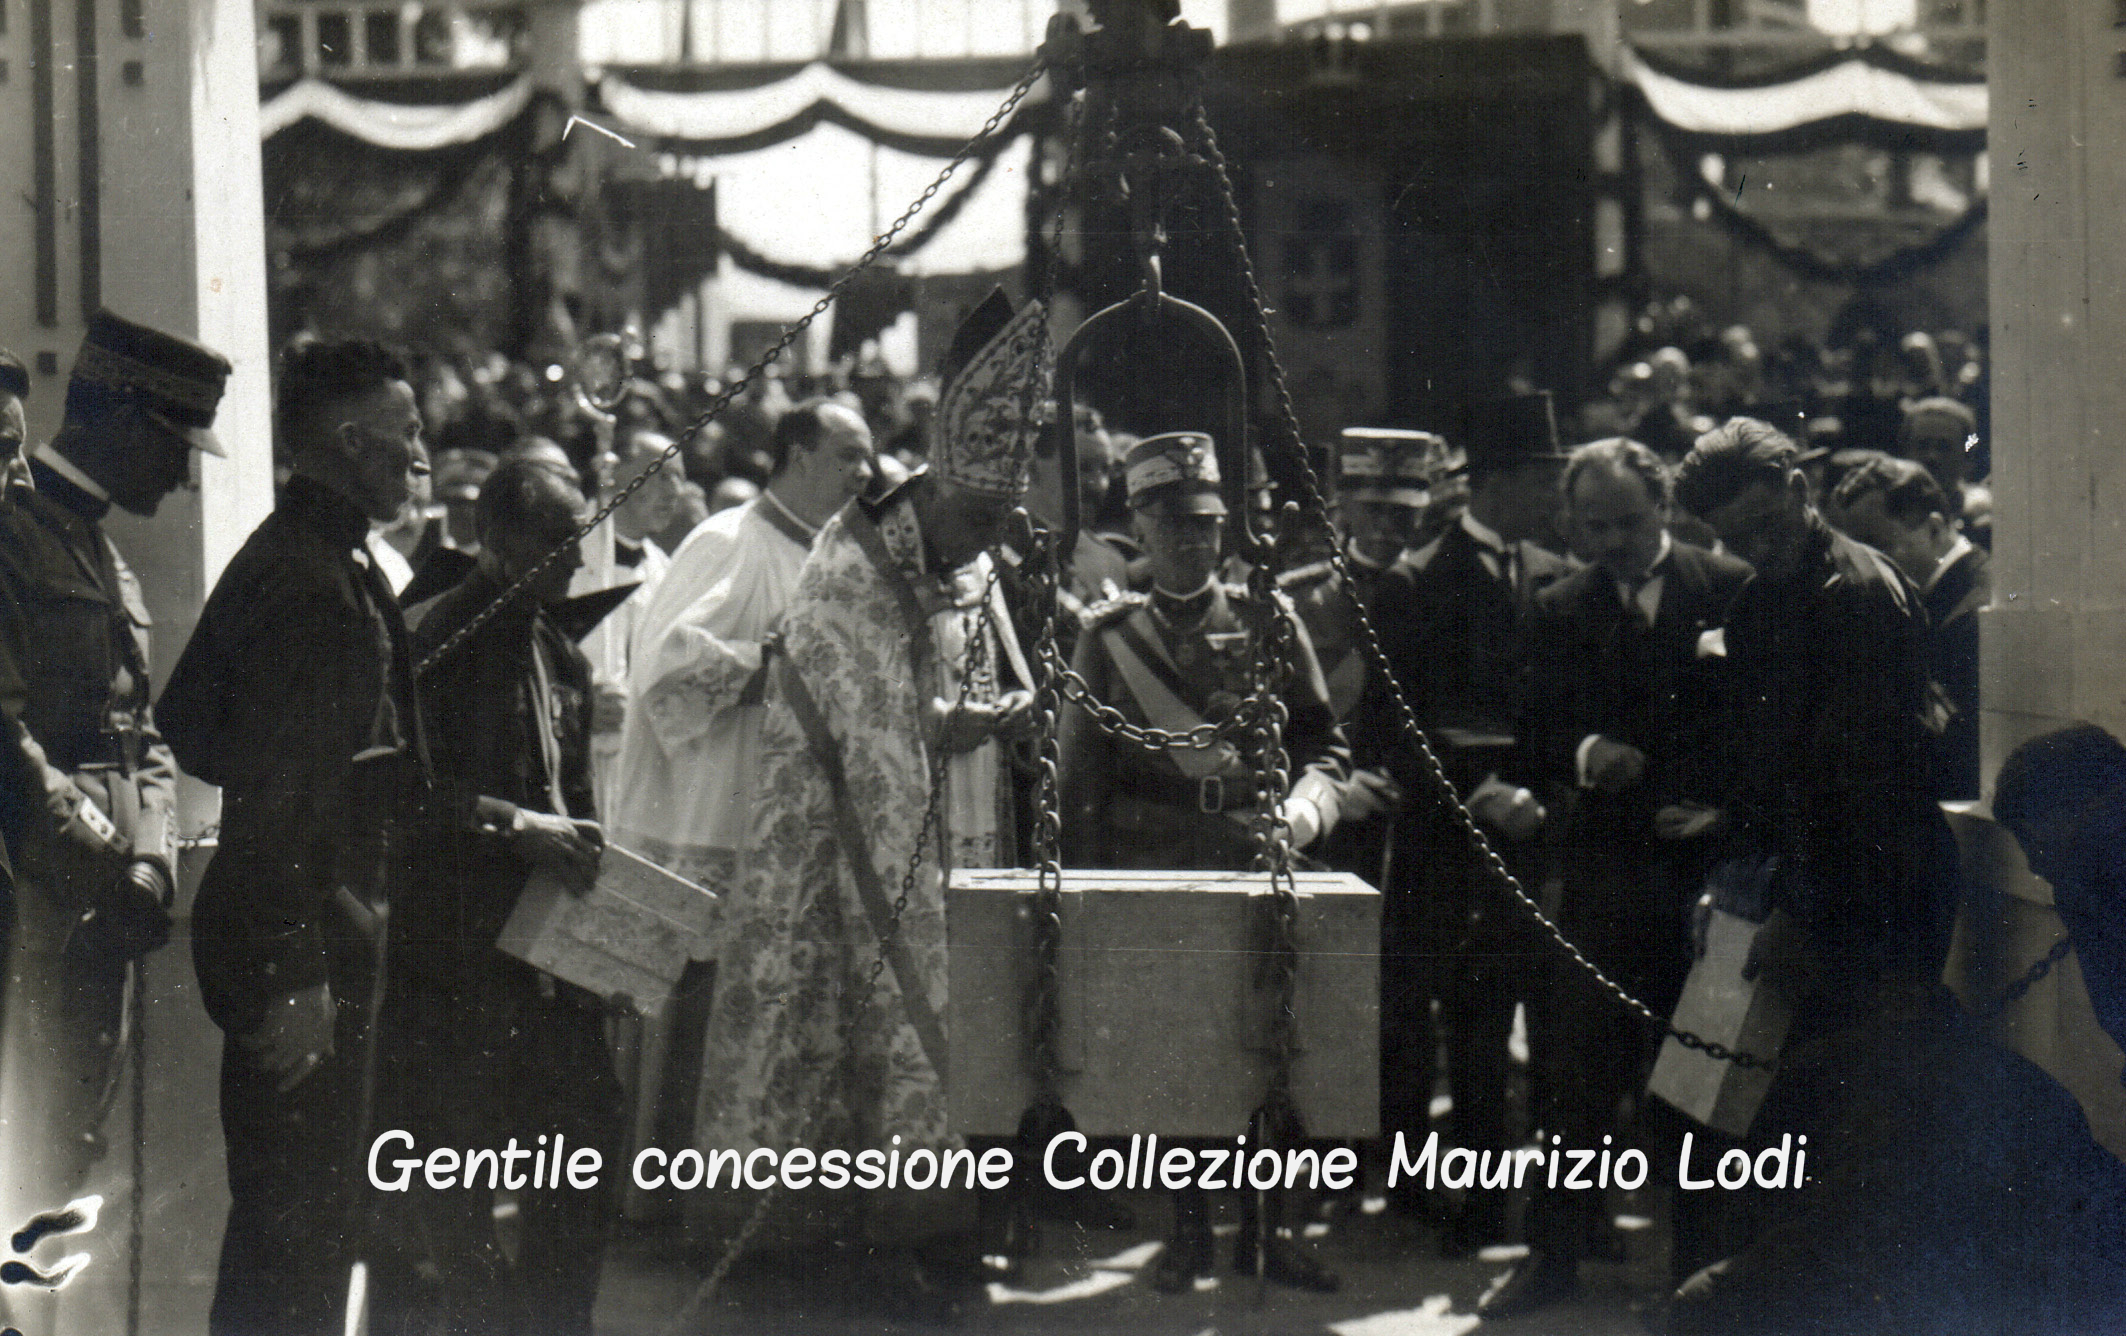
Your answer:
(946, 869), (1380, 1139)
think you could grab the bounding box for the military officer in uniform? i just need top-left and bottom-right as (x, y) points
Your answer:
(0, 311), (229, 1229)
(1284, 428), (1462, 880)
(1058, 430), (1367, 1294)
(1366, 392), (1574, 1250)
(1059, 431), (1352, 873)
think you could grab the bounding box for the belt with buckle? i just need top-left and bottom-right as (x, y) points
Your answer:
(1116, 768), (1259, 814)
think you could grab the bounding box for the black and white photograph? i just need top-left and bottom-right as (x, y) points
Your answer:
(3, 0), (2121, 1333)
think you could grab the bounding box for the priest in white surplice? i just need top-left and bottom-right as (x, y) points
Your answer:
(574, 429), (681, 815)
(604, 399), (876, 1193)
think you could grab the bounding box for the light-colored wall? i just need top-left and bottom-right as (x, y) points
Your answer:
(0, 2), (271, 1327)
(4, 0), (274, 679)
(1982, 0), (2126, 769)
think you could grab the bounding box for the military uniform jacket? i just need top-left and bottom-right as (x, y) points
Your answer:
(0, 467), (177, 947)
(160, 476), (428, 1035)
(1057, 580), (1349, 871)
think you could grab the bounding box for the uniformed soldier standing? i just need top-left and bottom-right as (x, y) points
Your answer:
(1366, 393), (1574, 1251)
(1285, 428), (1462, 882)
(0, 311), (229, 1232)
(1058, 430), (1367, 1293)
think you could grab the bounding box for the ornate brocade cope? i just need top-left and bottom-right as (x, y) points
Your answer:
(692, 492), (1021, 1161)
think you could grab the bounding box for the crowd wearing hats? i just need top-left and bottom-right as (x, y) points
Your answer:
(7, 283), (2095, 1336)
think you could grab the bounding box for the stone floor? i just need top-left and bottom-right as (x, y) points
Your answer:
(592, 1192), (1671, 1336)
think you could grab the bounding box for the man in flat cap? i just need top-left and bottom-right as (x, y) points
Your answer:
(1058, 429), (1359, 1293)
(0, 310), (228, 1235)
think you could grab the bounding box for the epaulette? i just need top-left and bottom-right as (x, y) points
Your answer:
(1077, 587), (1150, 630)
(1276, 558), (1337, 593)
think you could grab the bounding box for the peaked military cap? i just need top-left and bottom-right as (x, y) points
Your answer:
(1124, 431), (1225, 515)
(69, 309), (231, 456)
(1338, 426), (1461, 508)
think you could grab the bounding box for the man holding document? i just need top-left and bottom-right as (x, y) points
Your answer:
(393, 454), (618, 1336)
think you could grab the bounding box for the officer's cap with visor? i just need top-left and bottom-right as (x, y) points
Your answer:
(1338, 426), (1460, 509)
(1124, 431), (1226, 517)
(69, 308), (231, 457)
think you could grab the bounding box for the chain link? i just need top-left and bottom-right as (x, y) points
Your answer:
(1975, 936), (2076, 1021)
(1183, 102), (1777, 1072)
(418, 60), (1045, 681)
(1041, 649), (1237, 750)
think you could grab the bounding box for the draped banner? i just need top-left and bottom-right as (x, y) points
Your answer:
(1623, 45), (1986, 154)
(260, 76), (535, 148)
(1625, 47), (1987, 289)
(595, 61), (1048, 157)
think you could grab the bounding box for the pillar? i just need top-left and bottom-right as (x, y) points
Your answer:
(0, 0), (272, 1326)
(1968, 0), (2126, 1161)
(1984, 0), (2126, 764)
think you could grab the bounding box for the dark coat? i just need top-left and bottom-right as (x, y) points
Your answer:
(1367, 519), (1575, 951)
(1719, 518), (1954, 994)
(1370, 519), (1576, 793)
(161, 475), (427, 1034)
(399, 565), (596, 1007)
(1522, 539), (1754, 927)
(1923, 541), (1988, 802)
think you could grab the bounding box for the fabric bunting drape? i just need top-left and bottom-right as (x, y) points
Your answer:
(259, 76), (535, 149)
(595, 62), (1047, 157)
(1622, 46), (1985, 153)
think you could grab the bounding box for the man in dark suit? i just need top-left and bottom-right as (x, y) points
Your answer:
(1369, 392), (1574, 1252)
(160, 339), (428, 1336)
(1829, 455), (1989, 800)
(1485, 438), (1752, 1317)
(1661, 416), (1960, 1328)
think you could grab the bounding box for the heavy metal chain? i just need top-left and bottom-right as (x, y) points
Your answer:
(417, 59), (1046, 680)
(1042, 652), (1237, 751)
(1025, 525), (1069, 1097)
(1241, 579), (1305, 1124)
(1183, 102), (1776, 1072)
(1975, 936), (2076, 1022)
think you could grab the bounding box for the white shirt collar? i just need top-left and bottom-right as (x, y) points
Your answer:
(1460, 509), (1508, 554)
(32, 443), (109, 503)
(1925, 534), (1974, 595)
(1153, 575), (1217, 603)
